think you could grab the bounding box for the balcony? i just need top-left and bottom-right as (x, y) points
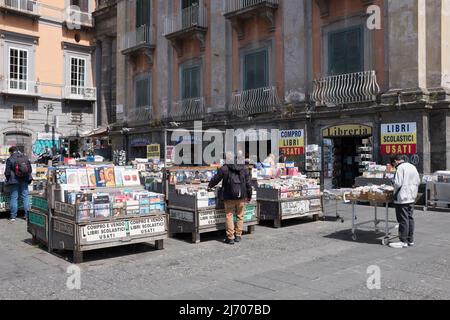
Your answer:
(64, 7), (94, 29)
(170, 97), (205, 121)
(223, 0), (278, 39)
(230, 86), (280, 117)
(311, 71), (380, 107)
(0, 79), (40, 97)
(124, 106), (153, 126)
(121, 25), (155, 64)
(63, 86), (97, 101)
(95, 0), (117, 11)
(0, 0), (40, 19)
(164, 3), (208, 57)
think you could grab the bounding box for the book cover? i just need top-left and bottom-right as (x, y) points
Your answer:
(122, 169), (134, 187)
(56, 168), (67, 185)
(114, 167), (124, 187)
(66, 169), (80, 188)
(93, 194), (110, 218)
(95, 167), (106, 187)
(78, 168), (89, 188)
(104, 166), (116, 187)
(76, 193), (94, 221)
(86, 167), (96, 188)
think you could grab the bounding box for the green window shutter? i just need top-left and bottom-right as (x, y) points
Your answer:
(182, 66), (201, 99)
(329, 27), (363, 76)
(136, 0), (150, 28)
(182, 0), (199, 9)
(244, 49), (268, 90)
(135, 76), (151, 108)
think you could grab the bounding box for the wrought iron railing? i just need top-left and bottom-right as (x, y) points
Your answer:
(64, 7), (93, 27)
(121, 25), (154, 51)
(230, 86), (280, 116)
(0, 0), (39, 15)
(224, 0), (279, 14)
(171, 97), (205, 121)
(125, 106), (153, 125)
(311, 71), (380, 106)
(0, 79), (40, 96)
(95, 0), (116, 11)
(64, 86), (97, 100)
(164, 3), (208, 36)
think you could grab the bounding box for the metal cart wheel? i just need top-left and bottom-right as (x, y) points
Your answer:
(381, 238), (389, 246)
(340, 217), (345, 223)
(351, 233), (357, 241)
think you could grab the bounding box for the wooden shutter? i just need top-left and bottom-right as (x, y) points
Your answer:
(136, 0), (150, 27)
(182, 66), (201, 99)
(329, 27), (363, 76)
(136, 77), (150, 108)
(244, 49), (268, 90)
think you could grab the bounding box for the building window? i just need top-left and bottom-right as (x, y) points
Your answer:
(181, 65), (201, 99)
(71, 110), (83, 124)
(182, 0), (199, 9)
(136, 0), (151, 28)
(244, 48), (269, 90)
(9, 48), (28, 91)
(135, 76), (151, 108)
(71, 0), (89, 12)
(328, 27), (363, 76)
(70, 57), (86, 95)
(12, 106), (25, 120)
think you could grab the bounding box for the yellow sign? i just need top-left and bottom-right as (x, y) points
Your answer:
(147, 144), (160, 159)
(381, 122), (417, 155)
(279, 130), (305, 156)
(323, 124), (373, 138)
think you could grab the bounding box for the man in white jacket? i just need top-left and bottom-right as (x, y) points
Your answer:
(389, 155), (421, 249)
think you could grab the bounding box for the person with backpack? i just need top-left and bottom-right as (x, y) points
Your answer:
(208, 152), (252, 245)
(4, 146), (33, 222)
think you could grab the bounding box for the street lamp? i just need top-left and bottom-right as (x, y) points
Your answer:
(44, 104), (54, 133)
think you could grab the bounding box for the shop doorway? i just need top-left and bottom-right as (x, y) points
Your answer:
(322, 124), (373, 189)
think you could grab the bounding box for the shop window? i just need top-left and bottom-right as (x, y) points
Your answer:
(12, 106), (25, 120)
(243, 48), (269, 90)
(136, 0), (151, 28)
(9, 47), (28, 91)
(181, 65), (201, 99)
(71, 0), (89, 12)
(328, 26), (363, 76)
(135, 75), (151, 108)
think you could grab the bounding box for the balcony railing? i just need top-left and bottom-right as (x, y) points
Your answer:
(121, 25), (154, 52)
(125, 106), (153, 125)
(164, 3), (208, 36)
(0, 0), (39, 15)
(230, 86), (280, 117)
(171, 97), (205, 121)
(95, 0), (116, 11)
(224, 0), (279, 14)
(64, 7), (94, 28)
(311, 71), (380, 106)
(0, 79), (40, 96)
(64, 86), (97, 101)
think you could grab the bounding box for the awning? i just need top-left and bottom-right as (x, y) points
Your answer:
(80, 126), (109, 138)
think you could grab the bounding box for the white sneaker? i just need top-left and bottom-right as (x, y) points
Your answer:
(9, 218), (16, 222)
(408, 242), (415, 247)
(389, 242), (408, 249)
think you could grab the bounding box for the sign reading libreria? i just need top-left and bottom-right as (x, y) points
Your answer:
(279, 130), (305, 156)
(381, 122), (417, 155)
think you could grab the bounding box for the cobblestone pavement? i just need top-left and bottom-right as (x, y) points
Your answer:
(1, 203), (449, 300)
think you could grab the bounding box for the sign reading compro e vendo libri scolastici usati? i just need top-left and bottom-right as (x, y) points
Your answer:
(381, 122), (417, 155)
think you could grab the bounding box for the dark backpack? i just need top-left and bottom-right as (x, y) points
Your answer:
(13, 154), (31, 178)
(227, 167), (243, 199)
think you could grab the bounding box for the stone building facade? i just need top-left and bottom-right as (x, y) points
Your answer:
(99, 0), (450, 184)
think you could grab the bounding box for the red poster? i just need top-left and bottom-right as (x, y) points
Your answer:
(280, 147), (305, 156)
(381, 144), (417, 155)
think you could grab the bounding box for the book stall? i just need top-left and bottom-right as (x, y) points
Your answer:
(424, 171), (450, 211)
(256, 162), (323, 228)
(133, 158), (165, 194)
(345, 184), (398, 245)
(167, 166), (259, 244)
(28, 163), (168, 263)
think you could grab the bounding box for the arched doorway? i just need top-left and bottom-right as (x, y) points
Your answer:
(3, 132), (32, 156)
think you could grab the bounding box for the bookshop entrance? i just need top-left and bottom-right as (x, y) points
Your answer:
(322, 124), (373, 189)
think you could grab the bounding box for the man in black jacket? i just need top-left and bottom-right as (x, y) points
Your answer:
(208, 153), (252, 245)
(4, 147), (32, 221)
